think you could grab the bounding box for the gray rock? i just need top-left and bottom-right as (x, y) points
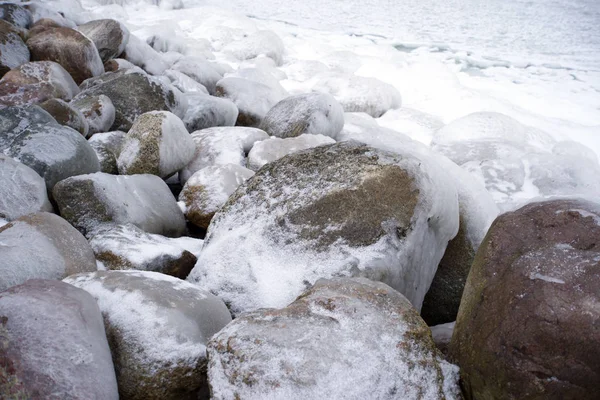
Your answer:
(70, 93), (116, 135)
(0, 19), (29, 77)
(40, 98), (89, 136)
(88, 130), (125, 174)
(77, 19), (130, 63)
(0, 3), (33, 29)
(0, 104), (56, 137)
(182, 93), (238, 132)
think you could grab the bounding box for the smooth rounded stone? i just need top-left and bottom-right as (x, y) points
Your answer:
(0, 20), (30, 77)
(0, 3), (33, 29)
(70, 93), (116, 135)
(215, 76), (287, 127)
(187, 141), (459, 315)
(171, 57), (223, 95)
(182, 93), (238, 132)
(0, 279), (118, 400)
(103, 57), (138, 72)
(0, 60), (79, 105)
(165, 69), (209, 94)
(27, 17), (62, 38)
(88, 130), (125, 174)
(315, 74), (401, 117)
(72, 71), (185, 131)
(0, 212), (97, 292)
(208, 277), (461, 400)
(53, 172), (186, 238)
(222, 30), (284, 66)
(0, 155), (53, 221)
(0, 103), (56, 133)
(450, 199), (600, 400)
(120, 33), (169, 76)
(64, 270), (232, 400)
(77, 19), (130, 63)
(179, 164), (254, 229)
(117, 111), (195, 178)
(247, 133), (335, 171)
(89, 223), (202, 279)
(227, 67), (286, 93)
(179, 126), (268, 184)
(40, 98), (89, 136)
(26, 27), (104, 84)
(259, 92), (344, 139)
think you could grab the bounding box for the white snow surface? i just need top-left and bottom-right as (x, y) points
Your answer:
(221, 30), (284, 65)
(247, 134), (335, 171)
(164, 69), (209, 94)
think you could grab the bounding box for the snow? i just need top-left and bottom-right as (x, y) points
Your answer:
(171, 57), (223, 94)
(221, 30), (284, 66)
(377, 108), (444, 146)
(122, 34), (169, 75)
(182, 93), (238, 132)
(164, 69), (209, 94)
(247, 134), (335, 171)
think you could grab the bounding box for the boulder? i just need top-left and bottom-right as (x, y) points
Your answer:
(27, 17), (61, 37)
(0, 20), (29, 77)
(88, 130), (125, 174)
(0, 3), (33, 29)
(187, 141), (458, 315)
(26, 27), (104, 84)
(165, 69), (209, 94)
(0, 212), (96, 292)
(222, 30), (284, 66)
(450, 199), (600, 399)
(171, 57), (223, 94)
(182, 93), (238, 132)
(53, 172), (186, 238)
(39, 98), (89, 136)
(208, 277), (461, 400)
(117, 111), (195, 178)
(70, 93), (116, 135)
(77, 19), (129, 63)
(103, 57), (137, 72)
(64, 270), (232, 400)
(0, 279), (118, 399)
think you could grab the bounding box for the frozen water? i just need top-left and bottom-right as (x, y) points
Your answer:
(182, 93), (238, 131)
(247, 134), (335, 170)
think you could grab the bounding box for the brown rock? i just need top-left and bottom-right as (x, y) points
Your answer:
(77, 19), (129, 63)
(39, 98), (89, 136)
(27, 18), (61, 38)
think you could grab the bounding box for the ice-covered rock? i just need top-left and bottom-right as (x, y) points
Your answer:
(77, 19), (130, 63)
(259, 92), (344, 139)
(0, 279), (118, 399)
(171, 57), (223, 95)
(88, 223), (201, 279)
(122, 34), (168, 75)
(103, 57), (137, 72)
(88, 130), (125, 173)
(70, 93), (116, 135)
(64, 270), (232, 400)
(117, 111), (195, 178)
(53, 172), (186, 237)
(222, 30), (284, 66)
(431, 322), (455, 356)
(378, 107), (445, 146)
(165, 69), (209, 94)
(182, 93), (238, 132)
(337, 112), (412, 148)
(0, 155), (53, 220)
(208, 277), (461, 400)
(0, 3), (33, 29)
(215, 76), (287, 127)
(179, 126), (268, 184)
(179, 164), (254, 229)
(450, 199), (600, 399)
(552, 140), (598, 164)
(247, 133), (335, 170)
(26, 4), (77, 30)
(188, 141), (458, 315)
(0, 212), (97, 291)
(26, 27), (104, 84)
(40, 98), (89, 136)
(228, 67), (286, 94)
(0, 20), (29, 77)
(315, 74), (401, 117)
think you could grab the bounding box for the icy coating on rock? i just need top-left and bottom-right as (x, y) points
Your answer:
(171, 56), (223, 94)
(182, 93), (239, 132)
(70, 93), (116, 135)
(247, 133), (335, 170)
(222, 30), (284, 66)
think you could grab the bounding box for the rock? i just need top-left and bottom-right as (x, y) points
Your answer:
(0, 20), (29, 77)
(89, 224), (201, 279)
(70, 93), (116, 135)
(247, 133), (335, 171)
(179, 164), (254, 229)
(121, 34), (169, 76)
(64, 270), (232, 400)
(77, 19), (129, 63)
(207, 277), (461, 400)
(222, 30), (284, 66)
(39, 98), (89, 136)
(0, 106), (100, 190)
(72, 71), (185, 131)
(0, 60), (79, 105)
(378, 107), (445, 145)
(215, 76), (286, 127)
(26, 27), (104, 84)
(0, 279), (118, 399)
(182, 93), (238, 132)
(431, 322), (455, 357)
(228, 67), (286, 94)
(27, 17), (61, 38)
(0, 103), (56, 133)
(117, 111), (195, 178)
(53, 172), (186, 238)
(259, 92), (344, 139)
(337, 112), (413, 147)
(187, 141), (458, 315)
(88, 130), (125, 174)
(0, 155), (53, 221)
(179, 126), (268, 184)
(450, 199), (600, 400)
(103, 57), (137, 72)
(0, 3), (33, 29)
(171, 57), (223, 94)
(165, 69), (209, 94)
(0, 212), (97, 291)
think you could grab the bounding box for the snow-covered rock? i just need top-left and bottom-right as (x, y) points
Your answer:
(64, 270), (232, 400)
(0, 19), (29, 77)
(122, 34), (168, 75)
(0, 3), (33, 29)
(227, 67), (286, 94)
(103, 57), (137, 72)
(179, 164), (254, 229)
(77, 19), (130, 63)
(165, 69), (209, 94)
(179, 126), (268, 184)
(208, 277), (461, 400)
(0, 212), (97, 292)
(259, 92), (344, 139)
(171, 57), (223, 94)
(70, 93), (116, 135)
(337, 112), (413, 148)
(188, 141), (458, 315)
(88, 130), (125, 174)
(40, 98), (89, 136)
(0, 155), (53, 220)
(117, 111), (195, 178)
(222, 30), (284, 66)
(53, 172), (186, 238)
(247, 133), (335, 171)
(182, 93), (238, 132)
(0, 279), (118, 399)
(377, 107), (445, 146)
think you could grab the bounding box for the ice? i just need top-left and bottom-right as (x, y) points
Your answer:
(227, 67), (286, 95)
(171, 56), (223, 94)
(529, 272), (565, 284)
(377, 108), (445, 146)
(122, 34), (169, 75)
(164, 69), (209, 94)
(337, 112), (413, 149)
(222, 30), (284, 66)
(182, 93), (238, 132)
(247, 134), (335, 171)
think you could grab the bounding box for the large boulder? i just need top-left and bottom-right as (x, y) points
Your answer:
(39, 98), (89, 136)
(26, 27), (104, 84)
(0, 20), (29, 77)
(70, 93), (116, 135)
(0, 212), (97, 292)
(182, 93), (238, 132)
(64, 270), (232, 400)
(187, 141), (458, 315)
(450, 199), (600, 399)
(117, 111), (195, 178)
(53, 172), (186, 237)
(0, 279), (118, 399)
(88, 130), (125, 174)
(0, 3), (33, 29)
(208, 277), (461, 400)
(77, 19), (129, 63)
(0, 155), (53, 221)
